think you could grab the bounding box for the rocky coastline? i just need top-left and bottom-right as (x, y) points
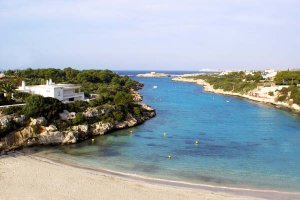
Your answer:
(173, 77), (300, 113)
(0, 102), (155, 153)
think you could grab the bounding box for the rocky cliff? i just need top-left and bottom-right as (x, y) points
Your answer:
(0, 103), (155, 152)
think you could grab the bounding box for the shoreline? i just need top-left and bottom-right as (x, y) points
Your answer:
(0, 101), (156, 152)
(172, 77), (300, 114)
(1, 152), (299, 200)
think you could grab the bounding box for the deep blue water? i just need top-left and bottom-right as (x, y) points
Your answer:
(38, 73), (300, 192)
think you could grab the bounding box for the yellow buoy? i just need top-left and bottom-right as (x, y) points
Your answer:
(91, 139), (95, 142)
(168, 155), (172, 159)
(163, 132), (167, 137)
(130, 130), (133, 133)
(195, 140), (199, 144)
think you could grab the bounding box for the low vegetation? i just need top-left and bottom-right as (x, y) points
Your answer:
(189, 71), (262, 94)
(188, 70), (300, 105)
(277, 86), (300, 104)
(274, 70), (300, 85)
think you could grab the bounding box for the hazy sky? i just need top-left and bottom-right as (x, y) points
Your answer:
(0, 0), (300, 70)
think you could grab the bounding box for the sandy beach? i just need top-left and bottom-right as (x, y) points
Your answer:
(0, 154), (273, 200)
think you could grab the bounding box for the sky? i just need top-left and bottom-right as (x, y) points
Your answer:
(0, 0), (300, 71)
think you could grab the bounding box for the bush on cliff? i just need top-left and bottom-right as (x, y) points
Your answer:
(277, 86), (300, 104)
(133, 107), (142, 117)
(22, 95), (64, 120)
(191, 72), (261, 94)
(72, 112), (86, 125)
(114, 91), (133, 107)
(274, 70), (300, 85)
(1, 106), (23, 115)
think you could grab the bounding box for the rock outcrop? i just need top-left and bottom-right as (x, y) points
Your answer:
(0, 103), (156, 152)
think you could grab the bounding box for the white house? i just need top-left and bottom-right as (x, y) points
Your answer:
(16, 79), (85, 102)
(262, 69), (277, 80)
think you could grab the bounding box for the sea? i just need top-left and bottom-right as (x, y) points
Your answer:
(33, 71), (300, 192)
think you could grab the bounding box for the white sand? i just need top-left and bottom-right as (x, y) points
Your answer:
(0, 155), (265, 200)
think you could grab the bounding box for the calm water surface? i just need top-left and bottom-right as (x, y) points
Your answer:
(38, 75), (300, 192)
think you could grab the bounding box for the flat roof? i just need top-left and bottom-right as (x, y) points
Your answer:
(18, 84), (81, 89)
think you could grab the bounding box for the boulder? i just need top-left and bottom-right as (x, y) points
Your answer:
(13, 115), (26, 124)
(30, 117), (47, 126)
(38, 131), (64, 145)
(59, 110), (76, 120)
(115, 116), (137, 129)
(83, 107), (100, 118)
(91, 122), (113, 135)
(0, 115), (13, 130)
(45, 125), (58, 132)
(62, 131), (77, 144)
(70, 124), (89, 133)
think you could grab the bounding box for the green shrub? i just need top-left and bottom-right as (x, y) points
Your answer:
(88, 96), (106, 107)
(278, 95), (287, 102)
(1, 106), (23, 115)
(72, 112), (86, 125)
(133, 107), (142, 117)
(53, 119), (70, 131)
(22, 95), (64, 121)
(114, 91), (133, 107)
(113, 110), (125, 121)
(274, 70), (300, 85)
(289, 86), (300, 104)
(65, 100), (89, 112)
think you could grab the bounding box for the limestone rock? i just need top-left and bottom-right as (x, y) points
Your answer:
(115, 116), (137, 129)
(62, 131), (77, 144)
(91, 122), (113, 135)
(45, 125), (58, 132)
(38, 131), (64, 145)
(70, 124), (89, 133)
(0, 101), (156, 152)
(0, 115), (13, 130)
(59, 110), (76, 120)
(83, 107), (100, 118)
(13, 115), (26, 124)
(30, 117), (47, 126)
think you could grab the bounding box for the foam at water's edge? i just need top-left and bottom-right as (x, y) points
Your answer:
(31, 154), (300, 200)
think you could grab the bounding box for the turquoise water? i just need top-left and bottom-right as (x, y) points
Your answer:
(39, 76), (300, 191)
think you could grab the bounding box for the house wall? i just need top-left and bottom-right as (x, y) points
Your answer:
(18, 84), (84, 102)
(62, 88), (84, 102)
(53, 88), (64, 101)
(63, 89), (75, 97)
(28, 87), (55, 98)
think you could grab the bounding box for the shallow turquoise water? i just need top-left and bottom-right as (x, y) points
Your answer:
(39, 77), (300, 191)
